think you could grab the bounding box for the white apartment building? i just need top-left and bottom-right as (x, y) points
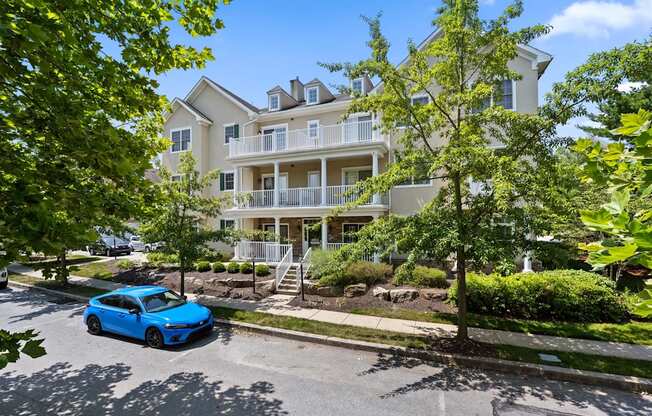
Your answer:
(161, 30), (552, 288)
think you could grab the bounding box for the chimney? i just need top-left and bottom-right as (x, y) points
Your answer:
(290, 77), (304, 102)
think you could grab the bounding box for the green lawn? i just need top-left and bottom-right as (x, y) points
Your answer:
(9, 273), (108, 298)
(69, 261), (114, 280)
(22, 255), (102, 270)
(349, 307), (652, 346)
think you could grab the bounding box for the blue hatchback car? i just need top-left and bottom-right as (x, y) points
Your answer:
(83, 286), (214, 348)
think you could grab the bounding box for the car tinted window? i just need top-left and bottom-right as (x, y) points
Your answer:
(121, 296), (141, 312)
(102, 236), (128, 246)
(141, 290), (185, 313)
(99, 295), (121, 308)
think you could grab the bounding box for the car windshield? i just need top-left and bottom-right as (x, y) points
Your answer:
(102, 236), (128, 246)
(131, 236), (141, 241)
(141, 290), (185, 313)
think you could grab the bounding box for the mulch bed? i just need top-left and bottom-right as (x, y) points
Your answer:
(289, 282), (456, 314)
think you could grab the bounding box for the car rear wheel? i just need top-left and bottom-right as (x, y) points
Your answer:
(87, 315), (102, 335)
(146, 328), (164, 349)
(0, 281), (8, 290)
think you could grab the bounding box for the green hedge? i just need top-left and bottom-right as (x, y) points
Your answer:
(212, 262), (226, 273)
(146, 252), (178, 266)
(195, 261), (211, 272)
(394, 264), (448, 288)
(449, 270), (629, 323)
(255, 264), (270, 276)
(239, 262), (253, 274)
(227, 262), (239, 273)
(319, 260), (392, 287)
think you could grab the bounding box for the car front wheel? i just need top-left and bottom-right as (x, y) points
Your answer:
(146, 328), (164, 349)
(87, 315), (102, 335)
(0, 281), (8, 290)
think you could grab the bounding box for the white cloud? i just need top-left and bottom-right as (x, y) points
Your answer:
(617, 81), (647, 92)
(546, 0), (652, 38)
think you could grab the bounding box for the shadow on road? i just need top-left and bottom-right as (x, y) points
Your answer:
(359, 351), (651, 416)
(0, 362), (288, 416)
(0, 287), (85, 324)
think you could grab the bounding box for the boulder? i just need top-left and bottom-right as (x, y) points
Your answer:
(419, 288), (448, 301)
(372, 286), (390, 301)
(344, 283), (367, 298)
(390, 288), (419, 303)
(241, 292), (264, 301)
(255, 279), (276, 293)
(230, 291), (243, 299)
(302, 280), (343, 297)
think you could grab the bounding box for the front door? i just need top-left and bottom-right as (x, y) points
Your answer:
(302, 219), (322, 254)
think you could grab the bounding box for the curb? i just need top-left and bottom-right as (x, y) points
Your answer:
(9, 280), (651, 394)
(215, 318), (652, 394)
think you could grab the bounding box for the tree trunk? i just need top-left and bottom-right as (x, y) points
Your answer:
(179, 257), (185, 298)
(452, 174), (468, 341)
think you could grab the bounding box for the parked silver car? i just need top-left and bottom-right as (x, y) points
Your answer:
(128, 235), (146, 252)
(0, 267), (8, 289)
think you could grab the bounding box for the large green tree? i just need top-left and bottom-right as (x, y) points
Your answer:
(324, 1), (560, 342)
(140, 154), (228, 297)
(0, 0), (230, 281)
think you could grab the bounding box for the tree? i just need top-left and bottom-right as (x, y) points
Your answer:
(1, 329), (45, 369)
(140, 153), (228, 297)
(0, 0), (231, 283)
(323, 1), (557, 343)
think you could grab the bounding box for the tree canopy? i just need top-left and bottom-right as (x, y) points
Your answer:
(0, 0), (231, 269)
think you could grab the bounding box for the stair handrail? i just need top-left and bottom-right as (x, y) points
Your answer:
(300, 247), (312, 275)
(275, 244), (293, 288)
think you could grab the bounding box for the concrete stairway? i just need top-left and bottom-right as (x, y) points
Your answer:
(276, 265), (300, 295)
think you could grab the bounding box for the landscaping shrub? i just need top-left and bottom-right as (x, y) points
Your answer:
(318, 260), (392, 287)
(199, 249), (223, 262)
(239, 262), (253, 274)
(255, 264), (271, 276)
(394, 264), (448, 288)
(116, 259), (135, 270)
(227, 262), (239, 273)
(310, 249), (344, 281)
(146, 252), (178, 266)
(212, 262), (226, 273)
(448, 270), (629, 323)
(195, 261), (211, 272)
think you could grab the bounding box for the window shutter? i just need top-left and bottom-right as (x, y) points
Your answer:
(219, 173), (225, 191)
(233, 124), (239, 139)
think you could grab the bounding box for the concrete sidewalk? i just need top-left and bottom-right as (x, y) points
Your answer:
(9, 262), (652, 362)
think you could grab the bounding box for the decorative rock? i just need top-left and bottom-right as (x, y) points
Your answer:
(302, 281), (343, 297)
(419, 288), (448, 301)
(230, 292), (242, 299)
(344, 283), (367, 298)
(372, 286), (390, 301)
(241, 293), (264, 301)
(255, 279), (276, 293)
(389, 288), (419, 303)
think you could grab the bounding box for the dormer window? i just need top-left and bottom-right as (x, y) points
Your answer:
(351, 78), (363, 95)
(306, 86), (319, 105)
(269, 94), (280, 111)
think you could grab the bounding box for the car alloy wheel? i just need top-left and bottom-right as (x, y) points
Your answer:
(87, 316), (102, 335)
(146, 328), (164, 349)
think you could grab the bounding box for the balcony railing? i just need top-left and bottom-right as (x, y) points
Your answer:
(233, 185), (388, 209)
(229, 120), (381, 158)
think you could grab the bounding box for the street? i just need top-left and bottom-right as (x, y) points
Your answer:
(1, 286), (650, 416)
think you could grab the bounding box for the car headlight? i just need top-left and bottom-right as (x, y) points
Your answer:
(164, 323), (190, 329)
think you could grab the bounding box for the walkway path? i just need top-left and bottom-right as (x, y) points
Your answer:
(9, 262), (652, 362)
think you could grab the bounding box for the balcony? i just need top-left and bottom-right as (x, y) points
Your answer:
(228, 120), (383, 158)
(233, 185), (389, 209)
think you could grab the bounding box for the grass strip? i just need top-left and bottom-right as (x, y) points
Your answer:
(349, 307), (652, 346)
(9, 274), (108, 298)
(21, 255), (102, 270)
(68, 262), (114, 280)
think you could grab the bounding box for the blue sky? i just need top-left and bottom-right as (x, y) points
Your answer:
(154, 0), (652, 136)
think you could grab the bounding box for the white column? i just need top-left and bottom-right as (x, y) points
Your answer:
(372, 213), (380, 263)
(234, 218), (241, 259)
(274, 216), (281, 243)
(523, 253), (533, 273)
(273, 161), (280, 207)
(233, 166), (240, 207)
(321, 217), (328, 250)
(372, 151), (380, 204)
(321, 157), (327, 206)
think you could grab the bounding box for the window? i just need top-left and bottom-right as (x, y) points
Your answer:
(98, 295), (122, 308)
(220, 172), (234, 191)
(308, 120), (319, 140)
(410, 95), (430, 106)
(121, 296), (141, 312)
(494, 216), (515, 241)
(342, 223), (365, 243)
(171, 174), (183, 182)
(224, 124), (239, 145)
(171, 128), (191, 152)
(471, 80), (513, 113)
(351, 78), (363, 95)
(269, 94), (280, 111)
(220, 219), (235, 230)
(141, 290), (185, 313)
(306, 86), (319, 105)
(343, 167), (372, 185)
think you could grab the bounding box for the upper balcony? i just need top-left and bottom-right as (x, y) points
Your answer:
(228, 120), (385, 160)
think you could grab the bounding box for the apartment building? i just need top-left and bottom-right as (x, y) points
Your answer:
(161, 30), (552, 280)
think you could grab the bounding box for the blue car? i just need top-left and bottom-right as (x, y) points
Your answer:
(83, 286), (214, 348)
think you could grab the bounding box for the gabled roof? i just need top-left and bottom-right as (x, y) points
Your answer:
(185, 76), (259, 115)
(168, 98), (213, 124)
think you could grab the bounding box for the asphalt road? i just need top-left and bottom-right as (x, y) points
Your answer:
(1, 286), (651, 416)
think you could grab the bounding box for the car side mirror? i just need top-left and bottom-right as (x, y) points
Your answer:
(129, 308), (140, 315)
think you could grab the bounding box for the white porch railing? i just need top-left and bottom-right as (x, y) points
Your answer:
(229, 120), (380, 158)
(300, 247), (312, 276)
(326, 242), (374, 262)
(238, 241), (292, 263)
(235, 185), (387, 209)
(275, 245), (293, 288)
